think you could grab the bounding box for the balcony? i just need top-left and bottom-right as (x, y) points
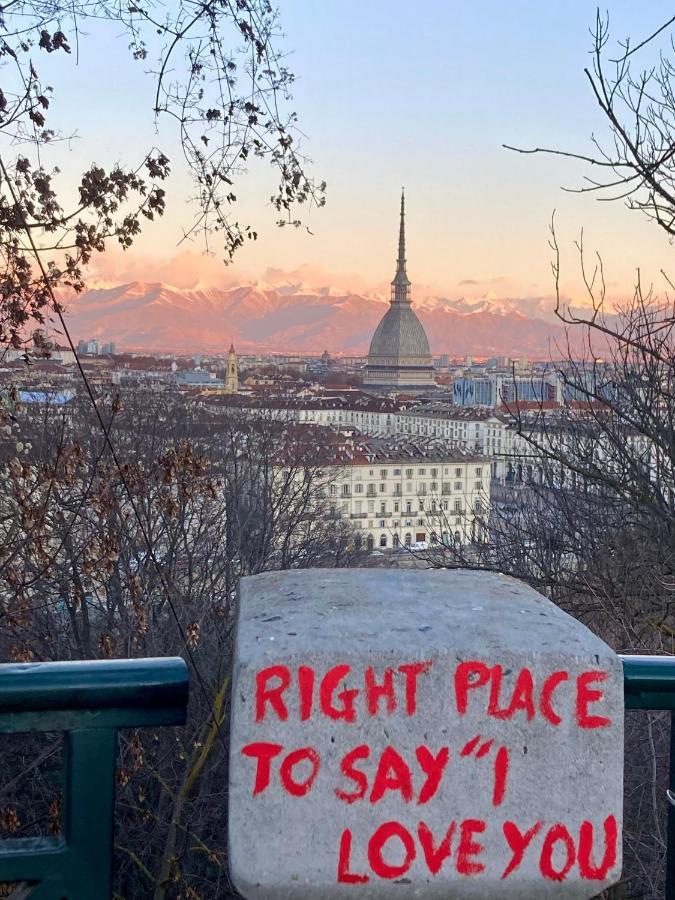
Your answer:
(350, 512), (368, 519)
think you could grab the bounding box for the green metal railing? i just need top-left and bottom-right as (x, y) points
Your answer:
(0, 657), (189, 899)
(621, 654), (675, 899)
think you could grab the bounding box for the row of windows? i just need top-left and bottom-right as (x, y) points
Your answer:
(336, 478), (483, 496)
(356, 531), (464, 550)
(364, 466), (481, 478)
(337, 498), (475, 515)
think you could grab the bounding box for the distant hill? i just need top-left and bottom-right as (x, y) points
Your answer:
(59, 280), (568, 357)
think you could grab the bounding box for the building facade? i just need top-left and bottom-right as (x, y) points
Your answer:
(321, 437), (489, 550)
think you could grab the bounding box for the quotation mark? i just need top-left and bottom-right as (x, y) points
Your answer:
(459, 734), (510, 807)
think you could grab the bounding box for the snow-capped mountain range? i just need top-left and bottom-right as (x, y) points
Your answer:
(59, 280), (567, 357)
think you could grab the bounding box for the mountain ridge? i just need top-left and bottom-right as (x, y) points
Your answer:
(59, 281), (567, 357)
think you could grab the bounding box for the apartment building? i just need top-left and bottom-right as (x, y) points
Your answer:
(321, 436), (489, 550)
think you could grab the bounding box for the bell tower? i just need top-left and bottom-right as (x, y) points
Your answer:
(226, 343), (238, 394)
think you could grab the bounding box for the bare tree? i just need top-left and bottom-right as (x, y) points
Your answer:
(506, 9), (675, 238)
(0, 390), (363, 897)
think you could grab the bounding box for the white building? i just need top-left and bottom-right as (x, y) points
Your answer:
(318, 436), (490, 550)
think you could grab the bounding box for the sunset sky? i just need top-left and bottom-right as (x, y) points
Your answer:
(36, 1), (675, 305)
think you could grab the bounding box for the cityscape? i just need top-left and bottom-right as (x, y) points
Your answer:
(1, 2), (675, 899)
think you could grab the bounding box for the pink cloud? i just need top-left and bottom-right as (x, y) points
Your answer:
(87, 248), (249, 290)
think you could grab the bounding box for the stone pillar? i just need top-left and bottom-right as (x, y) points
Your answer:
(229, 569), (624, 898)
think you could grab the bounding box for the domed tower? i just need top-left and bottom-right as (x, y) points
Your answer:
(363, 191), (435, 392)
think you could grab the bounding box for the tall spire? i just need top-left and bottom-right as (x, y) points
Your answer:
(391, 188), (411, 304)
(397, 189), (406, 272)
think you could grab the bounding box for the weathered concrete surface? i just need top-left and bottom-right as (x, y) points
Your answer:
(229, 568), (624, 899)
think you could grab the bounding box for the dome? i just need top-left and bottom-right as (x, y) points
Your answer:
(363, 189), (436, 391)
(368, 303), (431, 360)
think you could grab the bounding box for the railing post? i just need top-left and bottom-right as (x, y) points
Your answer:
(61, 729), (118, 899)
(0, 657), (189, 898)
(668, 714), (675, 900)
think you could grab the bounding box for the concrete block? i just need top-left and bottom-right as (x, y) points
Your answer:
(229, 568), (624, 898)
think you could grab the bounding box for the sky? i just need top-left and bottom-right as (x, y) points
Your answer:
(19, 1), (675, 305)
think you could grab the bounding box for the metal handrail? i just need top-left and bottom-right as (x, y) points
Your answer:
(0, 657), (189, 899)
(621, 654), (675, 898)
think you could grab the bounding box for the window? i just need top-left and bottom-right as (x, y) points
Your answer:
(405, 532), (412, 546)
(329, 484), (337, 496)
(443, 500), (448, 510)
(380, 469), (387, 479)
(418, 468), (426, 475)
(367, 485), (376, 496)
(393, 533), (400, 548)
(367, 534), (374, 550)
(418, 484), (427, 495)
(369, 469), (374, 476)
(431, 468), (438, 477)
(355, 501), (362, 514)
(379, 519), (385, 528)
(475, 481), (483, 490)
(455, 467), (462, 477)
(417, 518), (424, 526)
(431, 481), (438, 491)
(419, 500), (425, 511)
(394, 502), (399, 512)
(454, 499), (462, 512)
(379, 483), (386, 493)
(380, 534), (387, 547)
(393, 468), (401, 476)
(406, 501), (412, 513)
(380, 502), (386, 514)
(341, 484), (350, 496)
(406, 468), (413, 477)
(454, 481), (462, 490)
(475, 467), (482, 477)
(355, 483), (363, 494)
(368, 500), (375, 513)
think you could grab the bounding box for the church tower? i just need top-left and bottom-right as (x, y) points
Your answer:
(226, 343), (239, 393)
(363, 191), (435, 392)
